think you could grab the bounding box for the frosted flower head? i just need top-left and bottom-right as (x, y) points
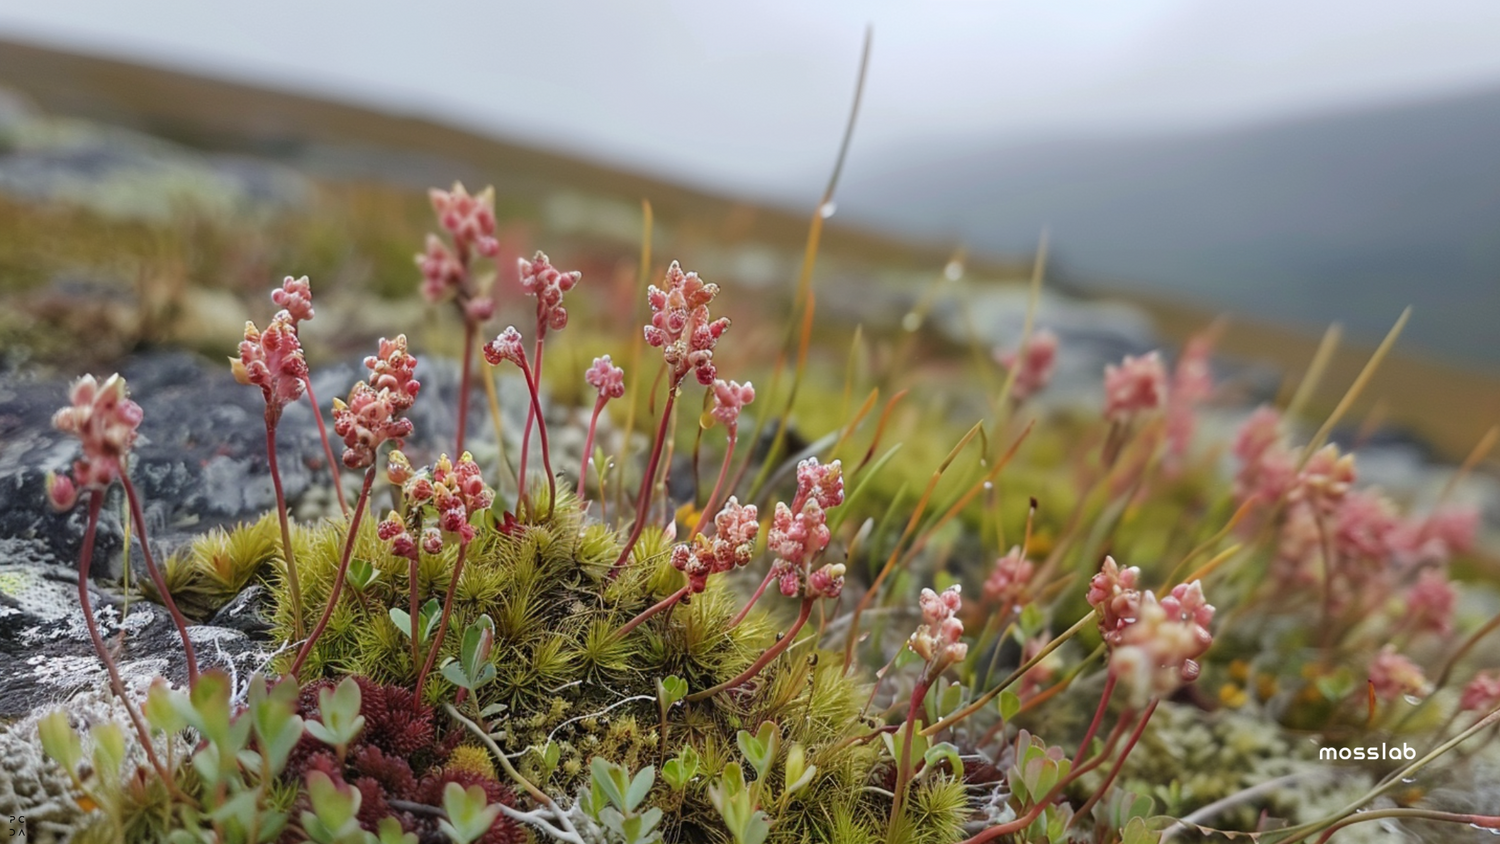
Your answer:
(429, 182), (499, 258)
(518, 251), (581, 334)
(430, 451), (493, 544)
(586, 355), (626, 401)
(417, 234), (466, 305)
(363, 335), (421, 413)
(710, 379), (755, 430)
(234, 314), (308, 416)
(50, 373), (143, 500)
(910, 585), (967, 674)
(1460, 670), (1500, 713)
(1333, 490), (1398, 563)
(996, 328), (1057, 403)
(1103, 351), (1167, 423)
(1405, 569), (1457, 636)
(1291, 445), (1356, 513)
(673, 498), (760, 594)
(794, 457), (844, 511)
(332, 381), (415, 470)
(482, 327), (527, 368)
(386, 450), (415, 486)
(1369, 645), (1432, 702)
(983, 546), (1035, 606)
(1392, 506), (1480, 566)
(271, 275), (315, 325)
(806, 563), (846, 600)
(643, 261), (730, 386)
(1109, 584), (1216, 705)
(1087, 556), (1144, 646)
(1233, 408), (1297, 506)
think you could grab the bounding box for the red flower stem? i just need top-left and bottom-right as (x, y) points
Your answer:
(728, 567), (778, 630)
(76, 489), (168, 780)
(691, 432), (737, 541)
(687, 598), (813, 702)
(579, 395), (608, 500)
(301, 376), (347, 516)
(518, 334), (544, 502)
(415, 541), (469, 700)
(456, 318), (476, 455)
(613, 585), (691, 642)
(889, 677), (932, 834)
(518, 353), (556, 520)
(289, 466), (375, 679)
(612, 382), (679, 571)
(120, 474), (197, 685)
(1074, 673), (1116, 762)
(408, 550), (421, 674)
(1069, 698), (1159, 827)
(264, 409), (305, 641)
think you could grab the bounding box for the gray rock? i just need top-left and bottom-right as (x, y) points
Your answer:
(206, 582), (274, 641)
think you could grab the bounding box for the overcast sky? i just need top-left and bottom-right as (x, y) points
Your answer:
(3, 1), (1500, 206)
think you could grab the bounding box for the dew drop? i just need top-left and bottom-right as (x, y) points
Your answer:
(1403, 694), (1423, 705)
(944, 260), (965, 281)
(983, 482), (994, 491)
(819, 200), (837, 219)
(902, 312), (922, 332)
(1400, 777), (1416, 783)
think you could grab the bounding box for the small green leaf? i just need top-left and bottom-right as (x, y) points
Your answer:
(625, 765), (655, 813)
(999, 689), (1022, 721)
(37, 710), (82, 773)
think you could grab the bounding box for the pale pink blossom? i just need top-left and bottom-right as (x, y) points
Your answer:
(673, 497), (760, 594)
(983, 546), (1034, 606)
(996, 329), (1057, 403)
(50, 374), (144, 502)
(1166, 334), (1214, 459)
(1109, 582), (1216, 704)
(1333, 490), (1399, 563)
(234, 314), (308, 417)
(710, 379), (755, 430)
(1087, 556), (1144, 647)
(1369, 645), (1432, 701)
(271, 275), (315, 325)
(482, 327), (526, 367)
(909, 585), (968, 674)
(1290, 445), (1357, 514)
(1405, 569), (1457, 636)
(417, 234), (466, 305)
(1103, 351), (1167, 423)
(363, 335), (421, 413)
(1391, 506), (1480, 566)
(586, 356), (626, 400)
(428, 182), (499, 258)
(518, 251), (581, 334)
(1232, 406), (1297, 505)
(1459, 670), (1500, 713)
(643, 261), (730, 386)
(333, 380), (416, 470)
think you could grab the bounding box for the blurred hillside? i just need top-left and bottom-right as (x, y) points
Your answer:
(0, 37), (1495, 463)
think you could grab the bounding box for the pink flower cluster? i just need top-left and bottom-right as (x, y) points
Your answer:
(409, 452), (494, 544)
(333, 336), (420, 470)
(1368, 645), (1432, 702)
(519, 251), (581, 334)
(644, 261), (730, 386)
(909, 585), (967, 674)
(47, 374), (143, 510)
(1086, 556), (1144, 646)
(982, 545), (1035, 606)
(378, 511), (442, 560)
(1103, 351), (1167, 423)
(1391, 507), (1479, 566)
(1405, 569), (1457, 636)
(1460, 670), (1500, 713)
(1089, 558), (1215, 702)
(429, 183), (500, 259)
(710, 379), (755, 431)
(768, 458), (846, 600)
(482, 327), (526, 368)
(586, 356), (626, 400)
(996, 329), (1057, 403)
(671, 497), (759, 594)
(1232, 406), (1295, 504)
(271, 275), (315, 325)
(233, 314), (308, 416)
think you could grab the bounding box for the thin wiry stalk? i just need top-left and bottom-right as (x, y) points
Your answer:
(264, 409), (305, 641)
(301, 376), (347, 516)
(579, 395), (608, 499)
(688, 598), (814, 702)
(290, 466), (376, 679)
(612, 384), (678, 571)
(120, 474), (198, 684)
(456, 318), (476, 454)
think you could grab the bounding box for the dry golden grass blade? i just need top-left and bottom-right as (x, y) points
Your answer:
(1285, 322), (1342, 419)
(1301, 307), (1410, 465)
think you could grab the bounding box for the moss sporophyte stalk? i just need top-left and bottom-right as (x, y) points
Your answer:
(32, 138), (1500, 844)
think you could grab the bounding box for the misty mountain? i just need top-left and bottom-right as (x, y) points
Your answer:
(841, 88), (1500, 367)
